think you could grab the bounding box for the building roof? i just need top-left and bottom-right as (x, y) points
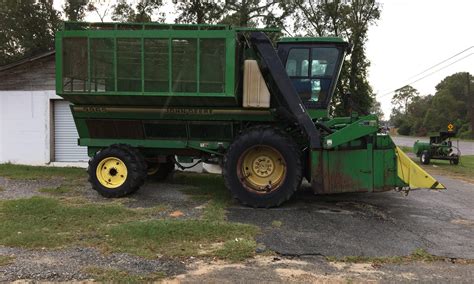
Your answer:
(0, 51), (55, 73)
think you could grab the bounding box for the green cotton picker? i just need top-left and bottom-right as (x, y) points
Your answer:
(55, 22), (445, 208)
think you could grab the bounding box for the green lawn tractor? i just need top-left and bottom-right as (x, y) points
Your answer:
(414, 131), (460, 165)
(55, 22), (444, 208)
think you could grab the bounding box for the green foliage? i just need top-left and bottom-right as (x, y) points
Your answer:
(391, 85), (419, 114)
(175, 0), (224, 24)
(112, 0), (164, 23)
(0, 0), (60, 66)
(370, 100), (384, 121)
(63, 0), (88, 21)
(390, 73), (473, 138)
(292, 0), (381, 116)
(174, 0), (290, 28)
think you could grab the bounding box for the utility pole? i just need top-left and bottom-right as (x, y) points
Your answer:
(468, 72), (474, 136)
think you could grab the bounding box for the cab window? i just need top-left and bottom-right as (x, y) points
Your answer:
(285, 49), (309, 76)
(285, 47), (339, 105)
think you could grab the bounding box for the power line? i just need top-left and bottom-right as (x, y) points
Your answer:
(378, 52), (474, 98)
(405, 46), (473, 81)
(377, 45), (474, 95)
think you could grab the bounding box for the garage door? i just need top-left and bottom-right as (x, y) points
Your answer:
(54, 100), (89, 162)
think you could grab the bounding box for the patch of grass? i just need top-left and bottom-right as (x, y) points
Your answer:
(0, 186), (4, 192)
(215, 238), (257, 262)
(416, 155), (474, 183)
(271, 220), (283, 228)
(0, 196), (141, 248)
(0, 255), (15, 266)
(38, 186), (73, 195)
(172, 172), (232, 221)
(0, 196), (259, 261)
(83, 266), (164, 282)
(106, 219), (258, 259)
(327, 248), (444, 265)
(0, 163), (85, 180)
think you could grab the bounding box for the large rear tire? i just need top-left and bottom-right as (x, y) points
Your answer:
(223, 126), (302, 208)
(88, 145), (146, 198)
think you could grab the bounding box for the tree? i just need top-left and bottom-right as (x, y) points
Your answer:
(175, 0), (223, 24)
(63, 0), (88, 21)
(389, 73), (472, 138)
(87, 0), (113, 23)
(292, 0), (380, 116)
(0, 0), (61, 66)
(220, 0), (288, 27)
(369, 99), (384, 121)
(391, 85), (419, 115)
(173, 0), (290, 27)
(112, 0), (164, 23)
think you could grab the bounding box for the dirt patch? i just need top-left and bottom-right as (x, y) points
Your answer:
(163, 255), (474, 283)
(451, 219), (474, 226)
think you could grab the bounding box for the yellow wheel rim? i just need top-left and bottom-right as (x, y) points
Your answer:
(239, 145), (286, 193)
(96, 157), (128, 189)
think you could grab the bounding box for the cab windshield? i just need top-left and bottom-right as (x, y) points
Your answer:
(285, 47), (340, 105)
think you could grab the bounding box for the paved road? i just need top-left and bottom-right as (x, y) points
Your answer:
(228, 175), (474, 259)
(392, 135), (474, 155)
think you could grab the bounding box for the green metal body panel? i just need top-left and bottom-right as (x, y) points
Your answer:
(323, 115), (378, 149)
(413, 141), (430, 156)
(311, 132), (403, 193)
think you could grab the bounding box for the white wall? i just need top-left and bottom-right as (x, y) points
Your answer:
(0, 91), (60, 165)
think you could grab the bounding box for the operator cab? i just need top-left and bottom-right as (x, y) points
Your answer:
(277, 37), (348, 110)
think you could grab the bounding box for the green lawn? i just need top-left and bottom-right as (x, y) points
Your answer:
(0, 170), (259, 261)
(395, 147), (474, 183)
(0, 163), (85, 180)
(417, 155), (474, 183)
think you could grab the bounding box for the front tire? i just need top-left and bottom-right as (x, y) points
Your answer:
(88, 145), (146, 198)
(223, 126), (302, 208)
(420, 150), (430, 165)
(451, 156), (460, 165)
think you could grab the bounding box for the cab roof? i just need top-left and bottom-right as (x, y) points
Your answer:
(278, 37), (346, 44)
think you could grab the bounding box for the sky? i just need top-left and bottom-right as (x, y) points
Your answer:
(53, 0), (474, 119)
(367, 0), (474, 119)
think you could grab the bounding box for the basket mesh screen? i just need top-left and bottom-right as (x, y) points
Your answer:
(144, 39), (169, 92)
(90, 38), (114, 92)
(172, 38), (197, 92)
(117, 38), (142, 92)
(63, 37), (88, 92)
(199, 39), (226, 93)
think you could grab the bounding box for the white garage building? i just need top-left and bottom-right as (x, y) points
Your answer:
(0, 52), (89, 165)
